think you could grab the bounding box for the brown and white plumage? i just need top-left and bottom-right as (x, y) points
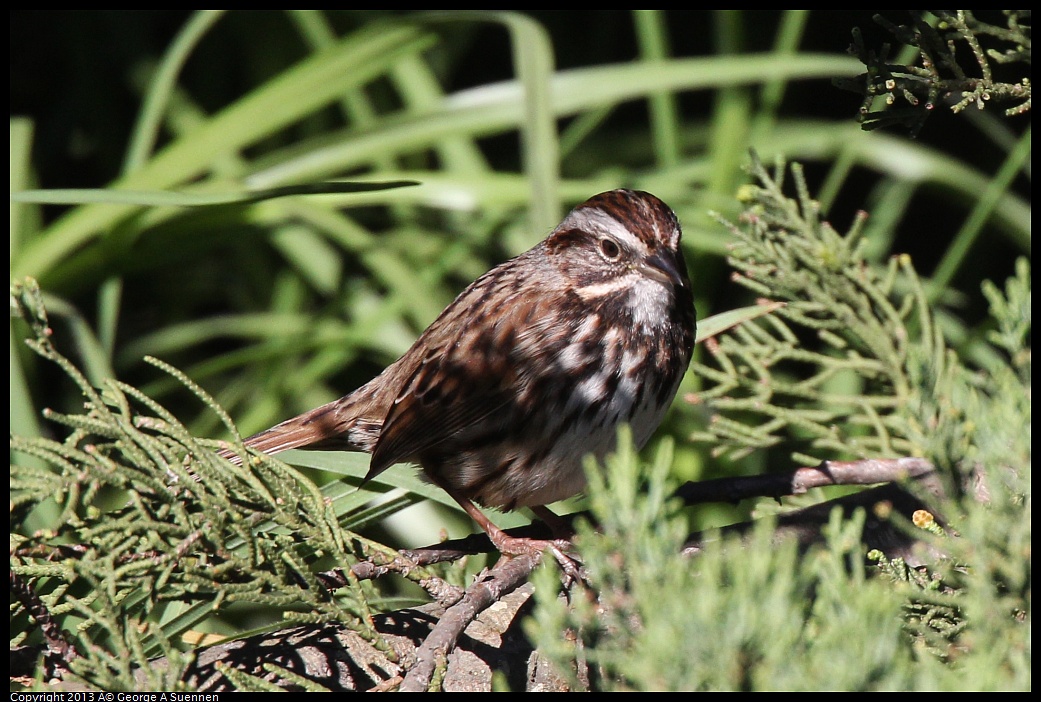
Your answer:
(223, 189), (696, 557)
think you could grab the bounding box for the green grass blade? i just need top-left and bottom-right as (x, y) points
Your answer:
(123, 10), (228, 173)
(10, 180), (420, 207)
(12, 23), (437, 280)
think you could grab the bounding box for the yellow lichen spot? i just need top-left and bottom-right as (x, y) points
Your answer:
(873, 500), (893, 519)
(736, 183), (758, 204)
(912, 509), (935, 529)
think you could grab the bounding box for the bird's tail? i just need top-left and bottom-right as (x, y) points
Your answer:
(218, 398), (373, 465)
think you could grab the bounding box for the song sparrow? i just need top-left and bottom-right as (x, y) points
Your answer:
(223, 189), (696, 562)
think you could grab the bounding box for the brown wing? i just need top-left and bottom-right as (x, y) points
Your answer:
(364, 290), (551, 483)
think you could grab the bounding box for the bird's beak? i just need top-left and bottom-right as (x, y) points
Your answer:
(638, 252), (687, 289)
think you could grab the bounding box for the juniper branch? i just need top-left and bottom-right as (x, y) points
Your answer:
(836, 11), (1031, 134)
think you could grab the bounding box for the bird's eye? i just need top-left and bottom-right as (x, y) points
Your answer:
(599, 238), (621, 260)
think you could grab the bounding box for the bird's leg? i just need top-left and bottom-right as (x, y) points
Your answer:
(431, 478), (581, 581)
